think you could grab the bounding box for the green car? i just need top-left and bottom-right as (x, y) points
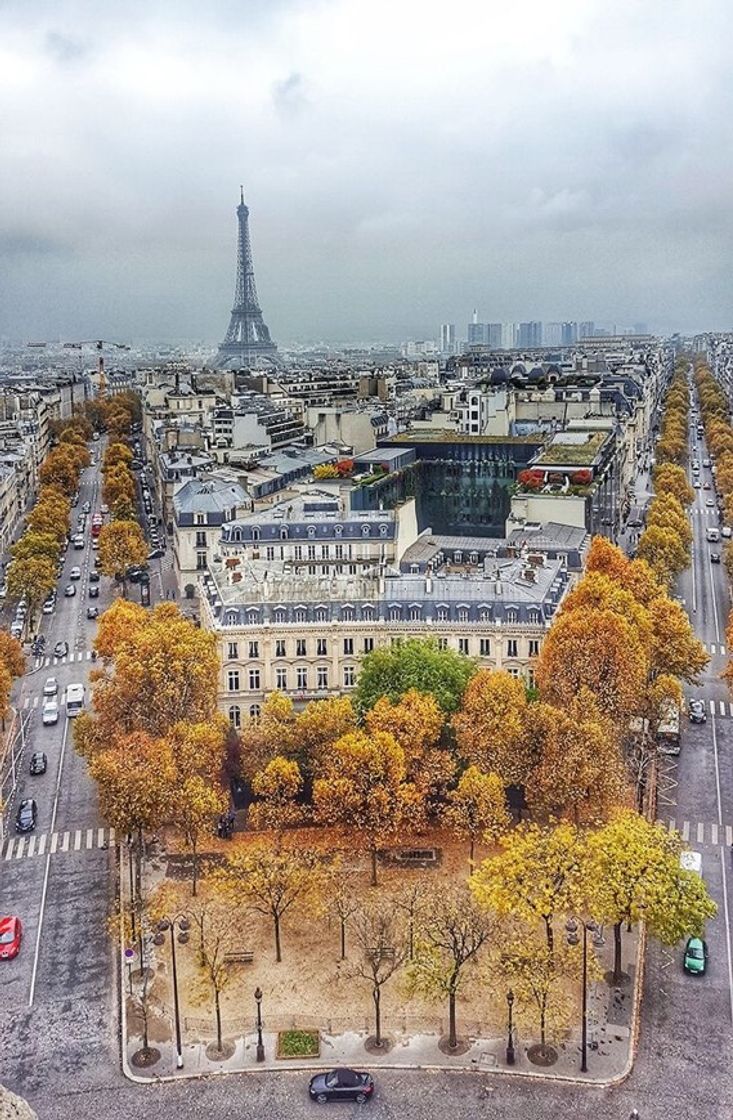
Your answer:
(684, 937), (708, 975)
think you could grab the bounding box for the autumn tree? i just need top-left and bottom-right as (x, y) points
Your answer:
(636, 524), (689, 587)
(313, 729), (422, 886)
(221, 844), (322, 962)
(11, 531), (61, 567)
(646, 493), (693, 550)
(249, 756), (305, 839)
(452, 670), (532, 784)
(444, 766), (510, 868)
(88, 732), (176, 839)
(0, 629), (25, 680)
(353, 637), (475, 715)
(471, 821), (584, 953)
(102, 464), (135, 519)
(293, 695), (356, 776)
(104, 442), (134, 471)
(185, 885), (243, 1056)
(365, 688), (454, 800)
(586, 810), (717, 984)
(39, 446), (81, 496)
(238, 691), (298, 778)
(648, 596), (708, 681)
(324, 864), (361, 960)
(98, 520), (149, 596)
(173, 775), (227, 895)
(349, 900), (408, 1048)
(652, 463), (694, 508)
(501, 927), (577, 1062)
(6, 555), (56, 624)
(27, 489), (70, 543)
(408, 886), (492, 1051)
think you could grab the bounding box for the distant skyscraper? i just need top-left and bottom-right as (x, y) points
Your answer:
(440, 323), (456, 354)
(517, 321), (543, 348)
(486, 323), (503, 349)
(214, 188), (278, 370)
(467, 310), (486, 346)
(543, 322), (563, 347)
(502, 322), (517, 349)
(579, 321), (595, 339)
(561, 321), (578, 346)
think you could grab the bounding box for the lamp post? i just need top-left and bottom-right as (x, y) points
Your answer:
(156, 915), (190, 1070)
(566, 917), (603, 1074)
(505, 989), (515, 1066)
(254, 986), (265, 1062)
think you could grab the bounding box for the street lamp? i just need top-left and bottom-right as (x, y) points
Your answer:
(254, 986), (265, 1062)
(505, 989), (515, 1065)
(156, 915), (190, 1069)
(566, 917), (603, 1074)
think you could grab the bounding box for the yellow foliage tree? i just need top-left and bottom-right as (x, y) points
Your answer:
(365, 688), (445, 778)
(97, 520), (149, 596)
(452, 670), (531, 784)
(249, 756), (305, 838)
(443, 766), (510, 868)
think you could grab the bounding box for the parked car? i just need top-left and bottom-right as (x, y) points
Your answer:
(147, 548), (164, 561)
(693, 480), (701, 488)
(703, 458), (712, 467)
(723, 526), (732, 538)
(42, 596), (55, 614)
(706, 498), (715, 507)
(684, 936), (708, 975)
(64, 585), (76, 597)
(89, 571), (100, 583)
(42, 699), (59, 725)
(703, 482), (712, 490)
(0, 583), (7, 598)
(15, 798), (37, 833)
(69, 567), (81, 580)
(86, 606), (99, 619)
(308, 1069), (375, 1104)
(100, 504), (109, 514)
(89, 585), (100, 599)
(688, 699), (707, 724)
(53, 641), (69, 659)
(711, 552), (721, 563)
(43, 677), (58, 697)
(29, 751), (47, 776)
(0, 915), (22, 960)
(82, 501), (91, 513)
(10, 622), (23, 639)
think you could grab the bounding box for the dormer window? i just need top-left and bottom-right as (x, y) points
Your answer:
(409, 605), (421, 621)
(362, 605), (374, 620)
(225, 609), (239, 626)
(252, 527), (260, 541)
(361, 524), (370, 536)
(506, 608), (518, 624)
(334, 525), (343, 537)
(280, 527), (288, 540)
(274, 608), (286, 624)
(342, 606), (354, 621)
(307, 526), (316, 538)
(437, 606), (449, 622)
(457, 606), (469, 623)
(379, 524), (388, 537)
(389, 605), (401, 621)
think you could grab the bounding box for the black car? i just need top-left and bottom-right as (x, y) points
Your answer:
(89, 571), (100, 583)
(15, 798), (37, 833)
(86, 606), (99, 619)
(308, 1069), (375, 1104)
(29, 752), (47, 776)
(689, 700), (707, 724)
(125, 565), (148, 584)
(147, 548), (164, 560)
(89, 585), (100, 598)
(53, 640), (69, 659)
(711, 552), (721, 563)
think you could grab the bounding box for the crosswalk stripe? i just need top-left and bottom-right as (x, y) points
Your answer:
(683, 821), (690, 841)
(668, 817), (676, 833)
(85, 828), (93, 849)
(27, 835), (36, 857)
(61, 831), (69, 852)
(697, 823), (705, 843)
(34, 657), (41, 669)
(722, 645), (727, 656)
(86, 651), (91, 660)
(711, 644), (717, 654)
(721, 701), (726, 716)
(709, 700), (716, 715)
(23, 697), (29, 710)
(32, 697), (38, 709)
(73, 829), (82, 851)
(15, 838), (25, 859)
(51, 833), (58, 854)
(97, 827), (105, 848)
(38, 834), (46, 855)
(712, 823), (719, 845)
(727, 826), (733, 847)
(109, 827), (115, 845)
(4, 838), (14, 860)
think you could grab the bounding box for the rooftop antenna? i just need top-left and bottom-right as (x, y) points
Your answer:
(240, 184), (244, 205)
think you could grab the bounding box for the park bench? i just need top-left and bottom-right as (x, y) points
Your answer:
(366, 946), (396, 962)
(395, 848), (439, 866)
(224, 950), (254, 965)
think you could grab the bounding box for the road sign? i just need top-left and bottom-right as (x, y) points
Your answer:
(124, 947), (136, 963)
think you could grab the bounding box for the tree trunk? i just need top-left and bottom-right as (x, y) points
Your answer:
(613, 920), (623, 984)
(539, 999), (547, 1056)
(121, 577), (127, 600)
(215, 987), (223, 1053)
(408, 916), (414, 961)
(373, 985), (382, 1047)
(191, 834), (198, 897)
(274, 912), (282, 962)
(370, 845), (378, 887)
(469, 836), (475, 871)
(340, 917), (346, 961)
(544, 916), (554, 954)
(448, 987), (458, 1050)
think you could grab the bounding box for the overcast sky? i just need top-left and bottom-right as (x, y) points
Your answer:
(2, 0), (733, 346)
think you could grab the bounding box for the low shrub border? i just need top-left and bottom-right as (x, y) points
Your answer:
(277, 1029), (320, 1059)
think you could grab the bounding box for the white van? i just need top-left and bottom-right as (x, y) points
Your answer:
(706, 527), (720, 543)
(65, 682), (85, 718)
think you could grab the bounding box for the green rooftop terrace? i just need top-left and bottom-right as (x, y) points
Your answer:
(534, 431), (607, 466)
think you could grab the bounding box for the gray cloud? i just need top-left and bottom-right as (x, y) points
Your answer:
(2, 0), (733, 344)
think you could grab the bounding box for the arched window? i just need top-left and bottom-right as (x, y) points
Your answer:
(274, 608), (286, 624)
(246, 608), (259, 624)
(334, 525), (343, 537)
(307, 525), (316, 538)
(409, 605), (421, 621)
(389, 605), (401, 621)
(280, 527), (288, 540)
(225, 609), (239, 626)
(437, 606), (449, 622)
(228, 705), (241, 729)
(527, 609), (541, 625)
(361, 524), (370, 536)
(294, 607), (307, 623)
(379, 524), (388, 536)
(315, 606), (328, 623)
(251, 527), (260, 541)
(458, 606), (469, 623)
(249, 704), (261, 720)
(470, 552), (479, 565)
(506, 608), (518, 624)
(362, 605), (374, 620)
(232, 527), (242, 542)
(480, 607), (492, 623)
(342, 605), (354, 621)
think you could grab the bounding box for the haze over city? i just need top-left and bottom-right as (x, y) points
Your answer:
(2, 0), (733, 344)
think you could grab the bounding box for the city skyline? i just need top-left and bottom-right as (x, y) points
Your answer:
(2, 0), (733, 344)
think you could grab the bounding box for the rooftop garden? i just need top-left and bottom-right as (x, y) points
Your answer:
(515, 467), (595, 497)
(534, 431), (606, 466)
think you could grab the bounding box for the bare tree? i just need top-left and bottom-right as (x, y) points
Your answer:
(349, 902), (408, 1048)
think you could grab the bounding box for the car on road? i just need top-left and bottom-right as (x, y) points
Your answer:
(42, 699), (59, 725)
(723, 526), (732, 538)
(70, 566), (81, 580)
(308, 1069), (375, 1104)
(100, 504), (109, 514)
(86, 606), (99, 619)
(706, 498), (715, 507)
(703, 482), (712, 490)
(703, 458), (712, 467)
(88, 585), (99, 598)
(64, 584), (76, 597)
(0, 583), (6, 598)
(684, 936), (708, 975)
(0, 916), (22, 960)
(29, 751), (47, 776)
(147, 548), (164, 561)
(126, 566), (147, 584)
(43, 677), (58, 697)
(53, 641), (69, 659)
(688, 699), (707, 723)
(15, 798), (37, 833)
(711, 552), (721, 563)
(42, 595), (56, 614)
(10, 621), (23, 639)
(89, 570), (100, 583)
(82, 501), (91, 513)
(693, 480), (701, 488)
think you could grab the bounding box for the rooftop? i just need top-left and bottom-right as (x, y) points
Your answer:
(534, 431), (607, 466)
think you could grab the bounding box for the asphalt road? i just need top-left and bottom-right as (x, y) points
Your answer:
(1, 418), (732, 1119)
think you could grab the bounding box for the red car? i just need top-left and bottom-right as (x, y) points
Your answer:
(0, 916), (22, 960)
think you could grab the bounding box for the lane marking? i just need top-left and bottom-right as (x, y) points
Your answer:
(50, 833), (58, 854)
(713, 823), (719, 845)
(710, 700), (716, 715)
(728, 826), (733, 847)
(37, 834), (46, 856)
(27, 835), (36, 858)
(683, 821), (690, 841)
(710, 714), (733, 1023)
(15, 838), (25, 859)
(4, 838), (14, 860)
(697, 822), (705, 843)
(73, 829), (82, 851)
(61, 831), (70, 852)
(669, 817), (676, 833)
(85, 827), (93, 849)
(722, 701), (727, 716)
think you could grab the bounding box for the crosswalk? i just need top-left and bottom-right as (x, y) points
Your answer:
(2, 827), (115, 861)
(702, 642), (726, 656)
(661, 818), (733, 847)
(32, 651), (94, 671)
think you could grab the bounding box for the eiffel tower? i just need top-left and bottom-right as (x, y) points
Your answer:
(213, 188), (279, 369)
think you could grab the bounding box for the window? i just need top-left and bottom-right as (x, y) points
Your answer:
(362, 605), (374, 621)
(506, 608), (518, 624)
(249, 704), (261, 719)
(275, 639), (286, 658)
(228, 705), (241, 729)
(470, 552), (479, 565)
(307, 525), (316, 538)
(459, 637), (469, 655)
(409, 605), (421, 621)
(321, 545), (330, 559)
(294, 545), (303, 561)
(248, 668), (261, 690)
(276, 667), (287, 690)
(227, 641), (239, 660)
(274, 609), (286, 625)
(295, 608), (307, 623)
(317, 638), (327, 656)
(195, 512), (205, 525)
(479, 638), (491, 656)
(248, 641), (259, 659)
(227, 669), (240, 692)
(308, 564), (317, 575)
(296, 666), (308, 689)
(315, 607), (327, 623)
(506, 639), (518, 658)
(317, 665), (328, 689)
(266, 546), (275, 561)
(437, 637), (448, 650)
(343, 665), (356, 687)
(307, 544), (316, 560)
(389, 606), (401, 621)
(195, 530), (207, 548)
(196, 551), (207, 570)
(528, 609), (541, 625)
(480, 607), (492, 623)
(231, 527), (243, 542)
(252, 527), (260, 541)
(363, 637), (374, 653)
(457, 607), (469, 623)
(246, 609), (259, 625)
(348, 564), (357, 575)
(361, 524), (370, 537)
(454, 551), (463, 563)
(225, 609), (239, 626)
(507, 668), (520, 679)
(529, 639), (540, 658)
(280, 527), (288, 540)
(379, 524), (388, 536)
(343, 637), (354, 655)
(335, 524), (343, 537)
(296, 639), (307, 657)
(437, 606), (448, 622)
(342, 606), (354, 621)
